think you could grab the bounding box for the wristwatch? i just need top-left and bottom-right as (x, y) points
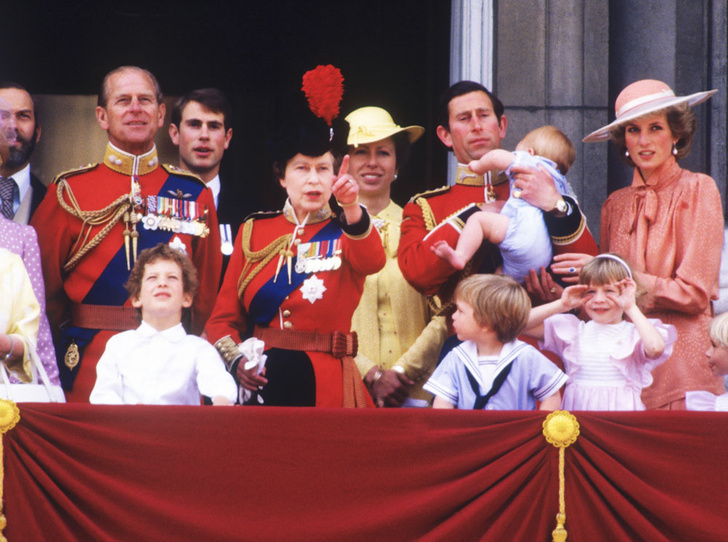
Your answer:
(552, 198), (568, 216)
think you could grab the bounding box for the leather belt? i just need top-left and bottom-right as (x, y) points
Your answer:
(253, 327), (358, 358)
(70, 303), (140, 331)
(252, 326), (367, 408)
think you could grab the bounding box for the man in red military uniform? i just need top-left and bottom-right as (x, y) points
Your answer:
(32, 66), (222, 401)
(398, 81), (598, 311)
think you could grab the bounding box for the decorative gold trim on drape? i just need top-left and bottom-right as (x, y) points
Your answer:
(0, 399), (20, 542)
(543, 410), (580, 542)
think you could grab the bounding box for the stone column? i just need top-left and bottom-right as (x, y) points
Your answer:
(447, 0), (495, 183)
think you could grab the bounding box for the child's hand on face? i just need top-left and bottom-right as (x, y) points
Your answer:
(561, 284), (587, 311)
(609, 278), (637, 311)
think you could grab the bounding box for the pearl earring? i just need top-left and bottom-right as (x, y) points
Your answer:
(625, 150), (630, 157)
(394, 173), (398, 180)
(672, 143), (678, 155)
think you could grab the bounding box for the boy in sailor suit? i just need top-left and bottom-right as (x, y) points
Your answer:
(426, 274), (566, 410)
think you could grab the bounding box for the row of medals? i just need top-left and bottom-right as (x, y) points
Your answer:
(142, 212), (209, 237)
(295, 244), (342, 275)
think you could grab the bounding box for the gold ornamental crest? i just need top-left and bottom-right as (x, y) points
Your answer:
(543, 410), (580, 448)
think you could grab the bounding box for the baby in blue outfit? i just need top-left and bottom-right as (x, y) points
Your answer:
(432, 125), (574, 283)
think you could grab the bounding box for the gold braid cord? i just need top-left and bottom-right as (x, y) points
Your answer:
(237, 219), (292, 298)
(414, 197), (437, 232)
(0, 400), (20, 542)
(57, 179), (131, 272)
(543, 410), (580, 542)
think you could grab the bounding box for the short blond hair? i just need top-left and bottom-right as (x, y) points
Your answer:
(454, 274), (531, 343)
(579, 254), (633, 287)
(709, 312), (728, 349)
(519, 125), (575, 174)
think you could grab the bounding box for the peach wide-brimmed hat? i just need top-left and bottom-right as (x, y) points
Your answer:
(583, 79), (717, 143)
(345, 107), (424, 148)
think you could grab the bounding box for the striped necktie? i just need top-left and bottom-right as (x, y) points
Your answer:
(0, 177), (15, 219)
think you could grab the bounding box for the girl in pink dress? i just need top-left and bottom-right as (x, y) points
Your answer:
(525, 254), (677, 410)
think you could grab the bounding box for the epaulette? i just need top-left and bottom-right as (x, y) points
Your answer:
(161, 164), (207, 187)
(409, 185), (451, 203)
(52, 163), (99, 184)
(243, 209), (284, 222)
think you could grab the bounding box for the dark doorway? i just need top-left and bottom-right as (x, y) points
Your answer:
(1, 0), (451, 216)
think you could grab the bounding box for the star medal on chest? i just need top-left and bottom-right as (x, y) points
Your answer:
(301, 273), (327, 304)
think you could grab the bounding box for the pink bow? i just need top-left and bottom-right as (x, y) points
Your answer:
(629, 188), (657, 234)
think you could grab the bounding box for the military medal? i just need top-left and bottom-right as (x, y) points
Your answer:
(64, 341), (80, 370)
(143, 214), (160, 230)
(220, 224), (234, 256)
(142, 194), (209, 238)
(300, 274), (326, 304)
(306, 258), (321, 274)
(169, 235), (187, 254)
(331, 249), (342, 270)
(296, 238), (342, 275)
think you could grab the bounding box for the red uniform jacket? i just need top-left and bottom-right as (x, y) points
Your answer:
(398, 169), (598, 306)
(205, 204), (385, 407)
(32, 144), (222, 401)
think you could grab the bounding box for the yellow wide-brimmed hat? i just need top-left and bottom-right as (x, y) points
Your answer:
(583, 79), (716, 143)
(345, 107), (424, 147)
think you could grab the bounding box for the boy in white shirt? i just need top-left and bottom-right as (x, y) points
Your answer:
(90, 244), (236, 405)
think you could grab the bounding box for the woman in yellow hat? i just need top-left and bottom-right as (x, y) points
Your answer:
(563, 79), (722, 409)
(345, 106), (447, 407)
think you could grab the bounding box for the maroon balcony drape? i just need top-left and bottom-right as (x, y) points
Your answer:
(4, 405), (727, 541)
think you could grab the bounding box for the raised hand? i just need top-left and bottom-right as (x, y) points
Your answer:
(608, 277), (637, 312)
(331, 155), (358, 206)
(561, 284), (588, 311)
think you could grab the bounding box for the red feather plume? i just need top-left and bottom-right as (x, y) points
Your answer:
(301, 65), (344, 126)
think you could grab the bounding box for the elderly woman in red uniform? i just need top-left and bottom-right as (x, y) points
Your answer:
(205, 99), (385, 407)
(563, 79), (723, 409)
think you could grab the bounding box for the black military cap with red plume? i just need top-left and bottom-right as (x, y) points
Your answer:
(268, 65), (345, 165)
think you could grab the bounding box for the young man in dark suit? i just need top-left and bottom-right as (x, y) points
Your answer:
(169, 88), (245, 279)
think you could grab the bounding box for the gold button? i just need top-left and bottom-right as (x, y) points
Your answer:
(283, 310), (291, 318)
(283, 321), (293, 329)
(294, 239), (301, 245)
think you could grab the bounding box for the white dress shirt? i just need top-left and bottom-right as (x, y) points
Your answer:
(207, 174), (221, 210)
(90, 321), (237, 405)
